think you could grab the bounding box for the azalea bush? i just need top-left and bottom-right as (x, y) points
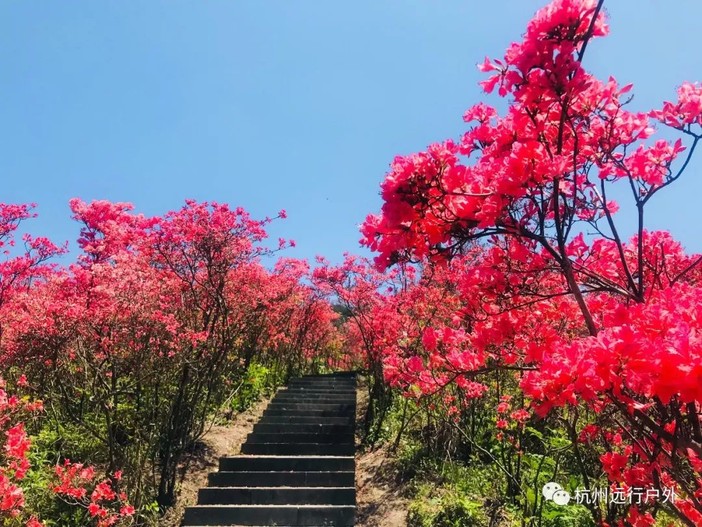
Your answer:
(0, 376), (43, 526)
(0, 199), (341, 524)
(357, 0), (702, 525)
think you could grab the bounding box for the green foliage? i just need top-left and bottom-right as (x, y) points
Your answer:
(434, 496), (488, 527)
(539, 502), (595, 527)
(359, 372), (614, 527)
(229, 363), (273, 413)
(408, 486), (489, 527)
(396, 432), (510, 527)
(31, 424), (106, 465)
(16, 454), (87, 527)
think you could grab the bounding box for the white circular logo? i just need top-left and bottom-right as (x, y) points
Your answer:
(552, 489), (571, 505)
(542, 482), (562, 500)
(542, 482), (571, 505)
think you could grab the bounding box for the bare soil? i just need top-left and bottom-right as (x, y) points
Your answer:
(354, 382), (409, 527)
(158, 397), (271, 527)
(355, 445), (409, 527)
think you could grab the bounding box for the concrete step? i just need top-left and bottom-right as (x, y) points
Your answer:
(198, 487), (355, 505)
(288, 381), (357, 390)
(273, 393), (356, 401)
(264, 404), (355, 411)
(268, 396), (356, 408)
(292, 376), (356, 382)
(276, 391), (356, 397)
(271, 398), (355, 406)
(258, 412), (355, 426)
(284, 387), (355, 393)
(219, 456), (355, 473)
(209, 471), (355, 487)
(266, 401), (356, 410)
(288, 380), (356, 390)
(241, 442), (355, 456)
(182, 504), (355, 526)
(294, 380), (355, 384)
(253, 423), (354, 434)
(262, 409), (355, 419)
(278, 384), (358, 394)
(291, 374), (355, 378)
(245, 432), (353, 444)
(258, 415), (354, 425)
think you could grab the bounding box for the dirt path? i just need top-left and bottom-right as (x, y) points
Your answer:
(158, 397), (271, 527)
(355, 445), (409, 527)
(354, 382), (409, 527)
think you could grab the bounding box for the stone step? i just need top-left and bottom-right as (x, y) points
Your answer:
(293, 376), (356, 382)
(277, 390), (357, 397)
(264, 404), (355, 412)
(198, 486), (355, 505)
(266, 401), (356, 411)
(241, 442), (355, 456)
(273, 393), (356, 401)
(218, 456), (355, 473)
(245, 432), (353, 444)
(286, 383), (355, 389)
(272, 400), (355, 406)
(253, 423), (354, 435)
(209, 471), (355, 487)
(182, 504), (355, 526)
(262, 409), (355, 419)
(283, 387), (355, 393)
(271, 398), (355, 405)
(280, 384), (356, 390)
(297, 373), (357, 378)
(288, 380), (356, 390)
(257, 415), (354, 425)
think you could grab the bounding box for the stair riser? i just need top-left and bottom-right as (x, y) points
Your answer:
(263, 408), (355, 423)
(209, 471), (355, 487)
(297, 373), (357, 378)
(279, 396), (356, 401)
(276, 395), (356, 400)
(266, 401), (356, 410)
(253, 423), (354, 434)
(198, 487), (355, 505)
(287, 384), (356, 390)
(272, 399), (356, 405)
(241, 443), (355, 456)
(258, 416), (354, 426)
(288, 375), (356, 382)
(246, 432), (353, 444)
(279, 387), (357, 393)
(182, 505), (355, 526)
(274, 394), (356, 401)
(288, 381), (357, 390)
(265, 407), (356, 415)
(219, 457), (355, 472)
(296, 380), (356, 383)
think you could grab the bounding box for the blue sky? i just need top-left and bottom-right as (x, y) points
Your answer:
(2, 1), (701, 265)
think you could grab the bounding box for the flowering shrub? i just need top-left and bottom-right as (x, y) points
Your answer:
(0, 199), (340, 521)
(360, 0), (702, 524)
(0, 377), (43, 526)
(52, 462), (134, 527)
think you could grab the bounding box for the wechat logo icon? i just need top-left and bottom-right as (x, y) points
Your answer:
(542, 482), (571, 506)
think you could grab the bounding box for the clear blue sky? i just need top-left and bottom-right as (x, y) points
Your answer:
(2, 1), (701, 265)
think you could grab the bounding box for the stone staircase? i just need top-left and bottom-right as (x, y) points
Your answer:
(182, 372), (357, 526)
